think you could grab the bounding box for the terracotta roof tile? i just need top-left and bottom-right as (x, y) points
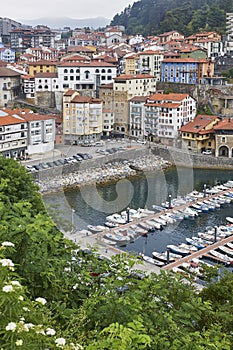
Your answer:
(214, 118), (233, 130)
(180, 115), (219, 133)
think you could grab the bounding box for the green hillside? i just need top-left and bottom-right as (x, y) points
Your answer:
(111, 0), (233, 36)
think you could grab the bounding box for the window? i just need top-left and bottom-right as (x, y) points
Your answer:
(221, 137), (226, 143)
(76, 69), (80, 73)
(70, 69), (74, 73)
(95, 69), (99, 73)
(101, 69), (105, 73)
(64, 69), (68, 73)
(4, 94), (7, 99)
(84, 70), (90, 79)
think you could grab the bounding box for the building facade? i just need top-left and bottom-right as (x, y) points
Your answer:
(161, 58), (214, 84)
(145, 93), (197, 146)
(63, 90), (103, 144)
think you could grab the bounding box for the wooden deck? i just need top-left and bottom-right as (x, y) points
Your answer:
(162, 234), (233, 270)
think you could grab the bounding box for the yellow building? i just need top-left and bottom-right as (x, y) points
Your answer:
(125, 53), (139, 75)
(180, 114), (220, 153)
(63, 89), (103, 144)
(28, 59), (57, 76)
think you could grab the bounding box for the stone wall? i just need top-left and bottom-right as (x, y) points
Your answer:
(32, 147), (150, 182)
(152, 144), (233, 169)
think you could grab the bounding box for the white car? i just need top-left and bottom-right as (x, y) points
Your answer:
(202, 150), (212, 155)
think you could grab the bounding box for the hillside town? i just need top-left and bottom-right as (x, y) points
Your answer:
(0, 15), (233, 159)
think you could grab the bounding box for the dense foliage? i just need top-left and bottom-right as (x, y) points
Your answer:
(111, 0), (233, 36)
(1, 157), (233, 349)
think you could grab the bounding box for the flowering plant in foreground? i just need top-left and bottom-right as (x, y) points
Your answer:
(0, 241), (82, 350)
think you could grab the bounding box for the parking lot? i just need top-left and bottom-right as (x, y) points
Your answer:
(22, 138), (148, 173)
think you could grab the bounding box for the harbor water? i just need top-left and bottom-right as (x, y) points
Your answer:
(43, 167), (233, 256)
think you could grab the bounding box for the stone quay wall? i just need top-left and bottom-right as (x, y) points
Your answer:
(152, 144), (233, 169)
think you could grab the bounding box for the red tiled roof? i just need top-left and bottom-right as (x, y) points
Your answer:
(180, 115), (219, 133)
(71, 96), (102, 104)
(162, 57), (208, 63)
(58, 61), (115, 67)
(214, 118), (233, 130)
(145, 102), (181, 108)
(149, 93), (189, 102)
(28, 60), (57, 66)
(0, 115), (25, 126)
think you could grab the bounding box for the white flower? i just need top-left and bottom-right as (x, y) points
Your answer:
(22, 307), (30, 312)
(3, 285), (14, 293)
(6, 322), (17, 331)
(46, 327), (56, 336)
(73, 284), (78, 290)
(55, 337), (66, 347)
(25, 323), (34, 329)
(16, 339), (23, 346)
(18, 296), (24, 301)
(35, 297), (47, 305)
(2, 241), (15, 247)
(11, 281), (21, 287)
(0, 258), (14, 268)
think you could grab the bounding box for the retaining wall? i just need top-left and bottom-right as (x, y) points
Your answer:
(32, 147), (150, 182)
(152, 145), (233, 169)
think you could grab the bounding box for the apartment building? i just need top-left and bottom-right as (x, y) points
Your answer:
(145, 93), (197, 146)
(138, 50), (164, 79)
(0, 109), (27, 158)
(57, 61), (117, 97)
(161, 58), (214, 84)
(129, 96), (148, 139)
(113, 74), (156, 136)
(63, 90), (103, 144)
(0, 108), (56, 157)
(28, 60), (57, 76)
(0, 67), (21, 107)
(180, 114), (220, 153)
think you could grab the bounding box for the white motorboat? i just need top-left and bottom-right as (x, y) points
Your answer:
(208, 250), (232, 265)
(106, 213), (127, 225)
(104, 233), (130, 245)
(218, 245), (233, 258)
(186, 237), (206, 250)
(152, 251), (176, 263)
(145, 220), (163, 230)
(167, 244), (190, 256)
(226, 217), (233, 224)
(142, 254), (164, 266)
(87, 225), (105, 233)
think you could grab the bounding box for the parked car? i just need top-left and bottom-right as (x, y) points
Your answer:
(202, 149), (212, 155)
(53, 160), (62, 166)
(73, 155), (83, 161)
(32, 164), (42, 171)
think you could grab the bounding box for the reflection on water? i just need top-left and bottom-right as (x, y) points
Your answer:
(43, 167), (233, 255)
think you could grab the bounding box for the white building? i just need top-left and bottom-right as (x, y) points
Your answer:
(145, 93), (197, 146)
(138, 50), (164, 80)
(129, 96), (148, 139)
(0, 46), (15, 63)
(102, 109), (114, 137)
(0, 109), (27, 158)
(57, 61), (117, 97)
(35, 72), (59, 92)
(0, 108), (56, 157)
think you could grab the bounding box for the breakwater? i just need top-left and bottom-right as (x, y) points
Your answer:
(38, 153), (171, 193)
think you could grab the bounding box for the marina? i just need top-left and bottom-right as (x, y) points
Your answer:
(44, 168), (233, 279)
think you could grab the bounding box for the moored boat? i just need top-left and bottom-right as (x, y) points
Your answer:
(167, 244), (190, 256)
